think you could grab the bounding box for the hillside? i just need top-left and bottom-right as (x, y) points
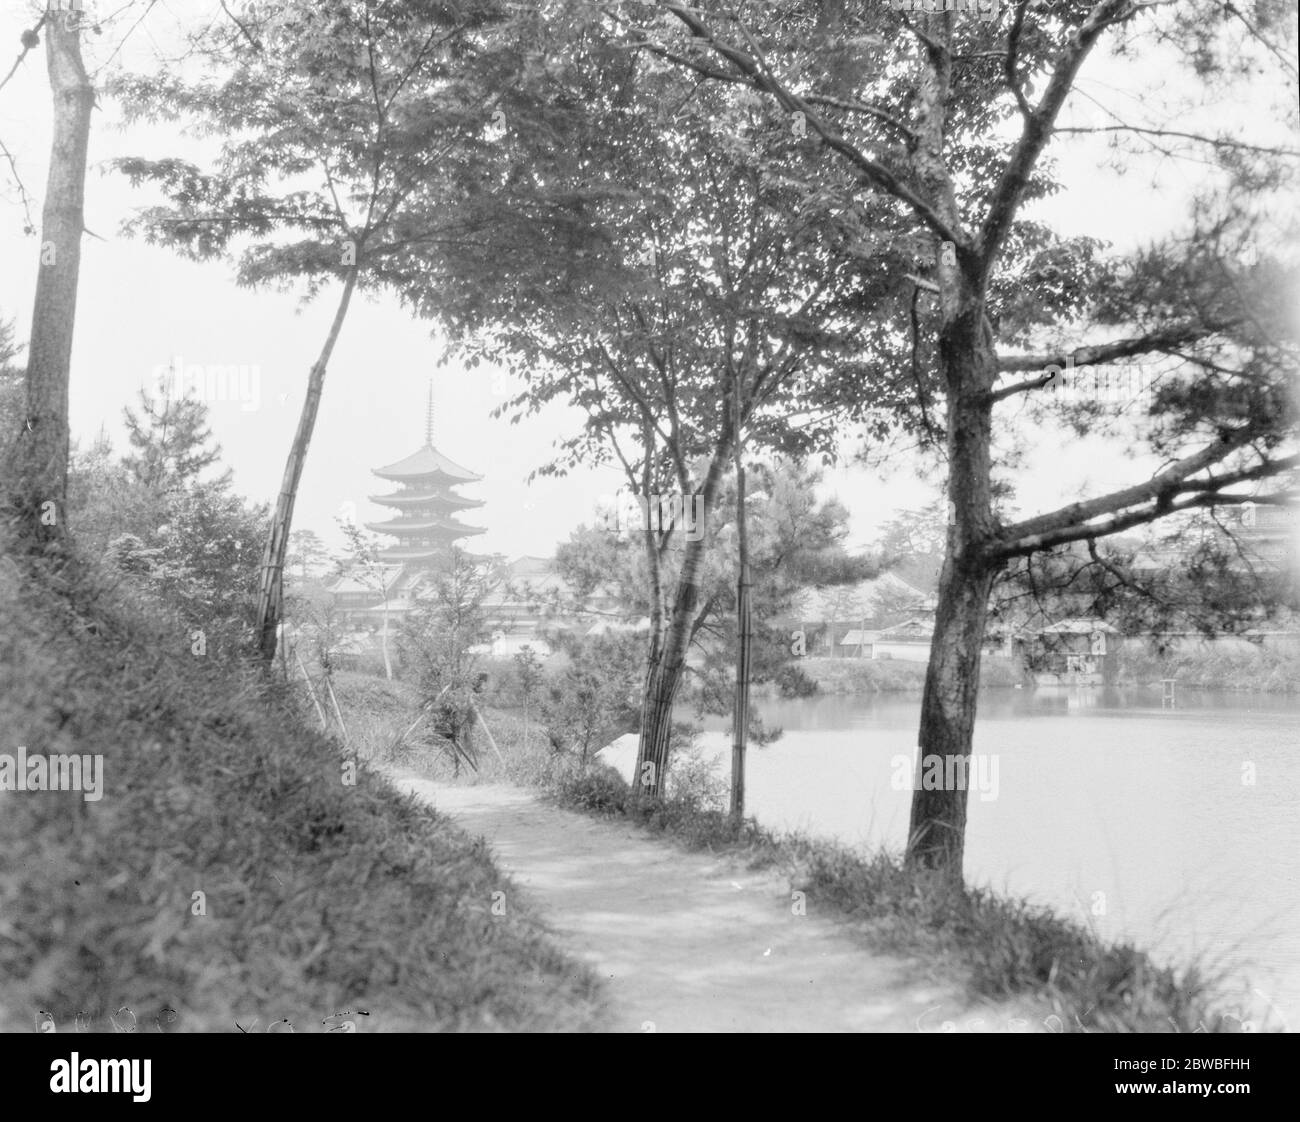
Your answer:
(0, 535), (604, 1032)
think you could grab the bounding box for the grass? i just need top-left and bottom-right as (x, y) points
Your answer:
(799, 654), (1027, 694)
(1118, 643), (1300, 694)
(0, 534), (605, 1033)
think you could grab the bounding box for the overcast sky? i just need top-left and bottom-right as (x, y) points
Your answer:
(0, 3), (1290, 560)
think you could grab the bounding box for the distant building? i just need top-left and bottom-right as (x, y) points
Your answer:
(1013, 619), (1120, 685)
(788, 573), (931, 658)
(871, 616), (938, 662)
(332, 387), (485, 625)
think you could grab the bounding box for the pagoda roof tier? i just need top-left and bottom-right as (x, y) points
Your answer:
(373, 443), (482, 484)
(377, 546), (489, 563)
(369, 490), (484, 510)
(365, 517), (486, 536)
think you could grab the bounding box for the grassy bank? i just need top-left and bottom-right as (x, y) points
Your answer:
(0, 540), (604, 1033)
(356, 683), (1253, 1034)
(1118, 643), (1300, 694)
(798, 655), (1027, 694)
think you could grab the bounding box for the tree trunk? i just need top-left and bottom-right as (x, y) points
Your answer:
(635, 533), (707, 798)
(729, 392), (750, 822)
(906, 555), (995, 875)
(255, 266), (360, 663)
(633, 452), (728, 798)
(4, 20), (93, 541)
(905, 251), (1000, 881)
(380, 600), (393, 680)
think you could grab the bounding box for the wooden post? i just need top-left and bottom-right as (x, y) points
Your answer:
(323, 674), (349, 747)
(294, 650), (330, 731)
(471, 700), (506, 766)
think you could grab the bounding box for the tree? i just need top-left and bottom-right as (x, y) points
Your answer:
(335, 519), (395, 680)
(539, 630), (643, 764)
(122, 386), (231, 492)
(111, 0), (541, 663)
(287, 530), (330, 584)
(625, 0), (1299, 877)
(512, 644), (545, 744)
(878, 501), (947, 592)
(2, 12), (94, 544)
(398, 548), (496, 774)
(65, 429), (162, 557)
(413, 59), (897, 801)
(149, 485), (269, 639)
(556, 457), (873, 740)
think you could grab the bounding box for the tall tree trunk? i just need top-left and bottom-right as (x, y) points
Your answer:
(729, 383), (750, 822)
(729, 463), (751, 822)
(634, 452), (728, 798)
(906, 553), (996, 875)
(635, 531), (707, 798)
(4, 20), (93, 541)
(255, 266), (359, 662)
(905, 256), (1000, 880)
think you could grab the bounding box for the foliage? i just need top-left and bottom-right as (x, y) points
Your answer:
(398, 549), (496, 773)
(0, 315), (23, 464)
(876, 501), (947, 593)
(556, 457), (875, 728)
(537, 629), (643, 763)
(287, 529), (332, 584)
(122, 387), (231, 492)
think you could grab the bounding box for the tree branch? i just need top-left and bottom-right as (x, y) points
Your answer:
(654, 3), (967, 248)
(978, 0), (1136, 276)
(993, 446), (1298, 559)
(990, 321), (1228, 400)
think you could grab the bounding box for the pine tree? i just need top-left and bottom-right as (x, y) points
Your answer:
(122, 386), (231, 493)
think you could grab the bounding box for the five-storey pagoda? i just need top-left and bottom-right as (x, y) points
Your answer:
(365, 387), (485, 581)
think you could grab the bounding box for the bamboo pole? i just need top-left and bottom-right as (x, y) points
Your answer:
(471, 699), (506, 766)
(323, 674), (349, 748)
(294, 650), (330, 731)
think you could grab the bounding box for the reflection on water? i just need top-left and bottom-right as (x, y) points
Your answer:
(611, 687), (1300, 1027)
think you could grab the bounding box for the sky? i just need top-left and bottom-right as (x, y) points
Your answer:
(0, 2), (1293, 561)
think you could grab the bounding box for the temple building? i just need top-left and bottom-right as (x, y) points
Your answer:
(365, 411), (485, 571)
(332, 388), (485, 624)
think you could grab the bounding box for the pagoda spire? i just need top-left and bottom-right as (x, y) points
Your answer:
(425, 380), (434, 447)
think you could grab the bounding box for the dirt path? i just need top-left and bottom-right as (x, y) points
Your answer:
(390, 775), (1030, 1033)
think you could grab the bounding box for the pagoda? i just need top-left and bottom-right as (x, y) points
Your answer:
(364, 386), (485, 583)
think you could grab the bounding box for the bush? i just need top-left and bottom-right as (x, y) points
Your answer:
(552, 764), (629, 815)
(773, 662), (820, 697)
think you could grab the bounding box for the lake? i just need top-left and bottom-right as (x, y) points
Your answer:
(602, 687), (1300, 1028)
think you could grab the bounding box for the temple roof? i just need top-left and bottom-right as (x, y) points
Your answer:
(365, 517), (485, 536)
(373, 443), (482, 483)
(376, 546), (469, 562)
(369, 490), (484, 510)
